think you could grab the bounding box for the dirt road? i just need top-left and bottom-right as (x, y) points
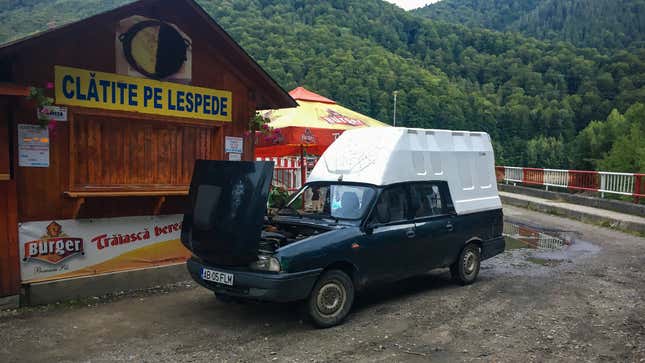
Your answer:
(1, 205), (644, 362)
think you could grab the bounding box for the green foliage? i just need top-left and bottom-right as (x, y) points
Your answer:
(201, 0), (645, 168)
(414, 0), (645, 51)
(597, 104), (645, 172)
(2, 0), (644, 171)
(0, 0), (129, 42)
(27, 86), (53, 126)
(572, 103), (645, 172)
(413, 0), (541, 31)
(268, 186), (290, 209)
(248, 113), (271, 132)
(525, 136), (567, 169)
(27, 86), (52, 107)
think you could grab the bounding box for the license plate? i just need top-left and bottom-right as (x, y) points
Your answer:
(201, 268), (234, 286)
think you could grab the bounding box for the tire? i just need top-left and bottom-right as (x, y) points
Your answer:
(307, 270), (355, 328)
(450, 243), (481, 285)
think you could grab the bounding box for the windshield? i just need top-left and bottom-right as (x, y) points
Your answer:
(283, 184), (376, 220)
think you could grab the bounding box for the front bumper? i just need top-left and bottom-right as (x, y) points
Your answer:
(186, 257), (322, 302)
(481, 236), (505, 260)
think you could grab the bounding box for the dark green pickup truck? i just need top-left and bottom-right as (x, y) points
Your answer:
(182, 128), (505, 327)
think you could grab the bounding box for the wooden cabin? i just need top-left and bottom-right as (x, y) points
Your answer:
(0, 0), (295, 304)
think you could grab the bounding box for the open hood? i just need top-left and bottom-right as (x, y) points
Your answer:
(181, 160), (274, 266)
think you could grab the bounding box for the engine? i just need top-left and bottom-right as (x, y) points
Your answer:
(258, 223), (328, 253)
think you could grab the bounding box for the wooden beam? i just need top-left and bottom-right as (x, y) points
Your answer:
(71, 197), (85, 219)
(0, 83), (29, 97)
(153, 196), (166, 216)
(64, 190), (189, 198)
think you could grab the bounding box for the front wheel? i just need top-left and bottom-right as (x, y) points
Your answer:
(450, 243), (481, 285)
(307, 270), (355, 328)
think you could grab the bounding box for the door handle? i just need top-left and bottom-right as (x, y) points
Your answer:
(445, 223), (454, 232)
(406, 229), (416, 238)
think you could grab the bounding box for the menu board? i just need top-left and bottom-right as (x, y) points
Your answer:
(18, 124), (49, 167)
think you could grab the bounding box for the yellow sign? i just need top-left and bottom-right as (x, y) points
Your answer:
(55, 66), (232, 122)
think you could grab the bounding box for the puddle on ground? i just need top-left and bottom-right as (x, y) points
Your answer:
(484, 220), (600, 274)
(503, 222), (572, 251)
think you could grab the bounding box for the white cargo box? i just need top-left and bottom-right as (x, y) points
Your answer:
(308, 127), (502, 215)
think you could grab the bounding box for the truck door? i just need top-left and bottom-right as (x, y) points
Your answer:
(409, 182), (458, 269)
(359, 184), (416, 282)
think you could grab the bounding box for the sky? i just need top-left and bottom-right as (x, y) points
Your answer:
(384, 0), (441, 10)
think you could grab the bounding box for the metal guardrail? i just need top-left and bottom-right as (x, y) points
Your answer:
(257, 157), (302, 192)
(496, 166), (645, 202)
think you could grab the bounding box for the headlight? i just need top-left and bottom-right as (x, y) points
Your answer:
(249, 255), (281, 272)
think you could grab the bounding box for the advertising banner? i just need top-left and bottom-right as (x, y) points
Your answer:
(19, 214), (191, 283)
(37, 105), (68, 122)
(54, 65), (232, 122)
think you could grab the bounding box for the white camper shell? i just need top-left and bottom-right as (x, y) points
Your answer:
(308, 127), (502, 215)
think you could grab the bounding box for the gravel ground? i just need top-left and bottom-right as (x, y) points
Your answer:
(1, 205), (644, 362)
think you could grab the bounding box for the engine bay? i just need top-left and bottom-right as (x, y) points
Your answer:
(259, 222), (330, 253)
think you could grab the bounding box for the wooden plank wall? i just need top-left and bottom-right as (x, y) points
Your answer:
(0, 99), (19, 297)
(72, 115), (219, 190)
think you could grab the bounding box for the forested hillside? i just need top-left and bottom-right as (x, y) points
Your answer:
(1, 0), (644, 170)
(414, 0), (645, 51)
(413, 0), (540, 32)
(0, 0), (127, 40)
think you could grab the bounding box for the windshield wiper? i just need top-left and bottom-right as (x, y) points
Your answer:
(278, 204), (302, 218)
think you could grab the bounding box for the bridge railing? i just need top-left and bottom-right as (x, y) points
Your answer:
(257, 156), (302, 192)
(496, 166), (645, 202)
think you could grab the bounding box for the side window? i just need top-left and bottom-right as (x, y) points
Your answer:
(410, 182), (446, 218)
(371, 185), (409, 224)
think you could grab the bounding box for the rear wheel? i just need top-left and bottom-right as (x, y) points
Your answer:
(307, 270), (354, 328)
(450, 243), (481, 285)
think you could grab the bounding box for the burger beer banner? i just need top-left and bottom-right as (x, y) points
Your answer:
(19, 215), (190, 283)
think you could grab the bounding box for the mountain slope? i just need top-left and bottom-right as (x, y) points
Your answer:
(412, 0), (541, 31)
(0, 0), (128, 41)
(514, 0), (645, 50)
(1, 0), (644, 169)
(414, 0), (645, 51)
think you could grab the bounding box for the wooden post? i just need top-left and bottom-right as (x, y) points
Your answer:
(0, 104), (20, 298)
(300, 145), (307, 188)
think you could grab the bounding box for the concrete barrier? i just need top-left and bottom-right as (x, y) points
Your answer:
(0, 294), (19, 310)
(500, 192), (645, 235)
(24, 263), (191, 306)
(498, 184), (645, 217)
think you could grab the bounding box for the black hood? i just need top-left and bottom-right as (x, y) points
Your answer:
(181, 160), (274, 266)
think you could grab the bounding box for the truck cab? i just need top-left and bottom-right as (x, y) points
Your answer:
(182, 128), (505, 328)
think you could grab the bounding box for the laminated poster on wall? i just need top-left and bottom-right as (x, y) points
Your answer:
(225, 136), (244, 154)
(18, 124), (49, 167)
(18, 214), (191, 283)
